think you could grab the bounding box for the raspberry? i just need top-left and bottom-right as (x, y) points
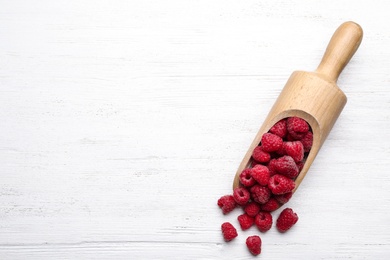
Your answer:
(239, 168), (256, 187)
(267, 159), (278, 176)
(250, 185), (271, 204)
(237, 213), (255, 230)
(221, 222), (238, 241)
(260, 197), (280, 212)
(274, 155), (299, 179)
(301, 131), (313, 152)
(217, 195), (236, 214)
(255, 211), (273, 232)
(261, 133), (283, 152)
(274, 192), (293, 204)
(233, 187), (250, 206)
(276, 208), (299, 232)
(268, 174), (296, 195)
(252, 146), (271, 163)
(283, 141), (304, 162)
(269, 119), (287, 138)
(251, 165), (270, 186)
(244, 202), (261, 217)
(246, 235), (262, 256)
(287, 117), (309, 139)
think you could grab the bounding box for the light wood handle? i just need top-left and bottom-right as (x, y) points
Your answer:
(316, 21), (363, 82)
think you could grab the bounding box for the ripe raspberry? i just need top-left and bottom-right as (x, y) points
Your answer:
(246, 235), (262, 256)
(233, 187), (250, 206)
(217, 195), (236, 214)
(274, 155), (299, 179)
(250, 185), (271, 204)
(261, 133), (283, 153)
(221, 222), (238, 241)
(261, 197), (280, 212)
(267, 159), (278, 176)
(300, 131), (313, 152)
(268, 174), (296, 195)
(269, 119), (287, 138)
(287, 117), (309, 139)
(252, 146), (271, 163)
(283, 141), (304, 162)
(276, 208), (299, 232)
(237, 213), (255, 230)
(244, 202), (261, 217)
(255, 211), (273, 232)
(251, 165), (270, 186)
(274, 192), (293, 204)
(239, 168), (256, 187)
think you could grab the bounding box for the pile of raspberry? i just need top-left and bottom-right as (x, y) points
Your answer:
(218, 117), (313, 255)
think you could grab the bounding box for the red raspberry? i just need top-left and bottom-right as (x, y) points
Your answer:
(268, 174), (296, 195)
(221, 222), (238, 241)
(283, 141), (304, 162)
(260, 197), (280, 212)
(269, 119), (287, 138)
(237, 213), (255, 230)
(301, 131), (313, 152)
(246, 235), (262, 256)
(274, 192), (293, 204)
(252, 146), (271, 163)
(261, 133), (283, 152)
(274, 155), (299, 179)
(287, 117), (309, 139)
(244, 202), (261, 217)
(250, 185), (271, 204)
(267, 159), (278, 176)
(276, 208), (299, 232)
(251, 165), (270, 186)
(239, 168), (256, 187)
(233, 187), (250, 206)
(217, 195), (236, 214)
(255, 211), (273, 232)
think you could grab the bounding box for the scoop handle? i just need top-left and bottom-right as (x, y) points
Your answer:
(316, 21), (363, 82)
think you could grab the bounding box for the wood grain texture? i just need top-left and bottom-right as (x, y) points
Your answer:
(1, 0), (390, 259)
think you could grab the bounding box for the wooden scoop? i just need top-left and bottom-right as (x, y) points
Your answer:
(233, 21), (363, 192)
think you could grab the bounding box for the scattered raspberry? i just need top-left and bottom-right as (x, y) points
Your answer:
(276, 208), (298, 232)
(251, 165), (270, 186)
(269, 119), (287, 138)
(274, 192), (293, 204)
(255, 211), (273, 232)
(261, 133), (283, 152)
(260, 197), (280, 212)
(239, 168), (256, 187)
(283, 141), (304, 162)
(250, 185), (271, 204)
(244, 202), (261, 217)
(300, 131), (313, 152)
(287, 117), (309, 139)
(246, 235), (262, 256)
(233, 187), (250, 206)
(268, 174), (296, 195)
(221, 222), (238, 241)
(237, 213), (255, 230)
(217, 195), (236, 214)
(252, 146), (271, 163)
(274, 155), (299, 179)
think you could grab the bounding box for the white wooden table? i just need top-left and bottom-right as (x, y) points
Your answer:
(1, 0), (390, 259)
